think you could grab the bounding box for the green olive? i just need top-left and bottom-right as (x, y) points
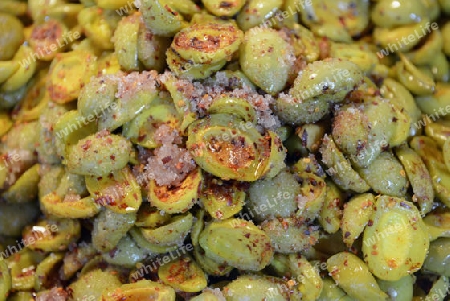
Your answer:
(0, 13), (24, 61)
(341, 193), (375, 247)
(137, 20), (171, 72)
(320, 135), (370, 193)
(187, 114), (271, 181)
(0, 258), (11, 300)
(371, 0), (428, 28)
(424, 210), (450, 241)
(276, 96), (331, 125)
(410, 136), (450, 208)
(123, 100), (181, 149)
(319, 180), (344, 234)
(236, 0), (282, 31)
(69, 269), (122, 301)
(395, 144), (434, 215)
(148, 167), (201, 214)
(443, 22), (450, 56)
(293, 58), (364, 104)
(8, 249), (36, 291)
(66, 131), (132, 176)
(381, 78), (421, 136)
(135, 203), (171, 228)
(415, 83), (450, 118)
(29, 19), (69, 61)
(34, 252), (64, 291)
(46, 50), (98, 104)
(373, 19), (431, 53)
(247, 170), (299, 223)
(101, 280), (175, 301)
(101, 234), (147, 268)
(171, 22), (243, 65)
(357, 152), (409, 197)
(378, 275), (414, 301)
(422, 238), (450, 276)
(158, 256), (207, 293)
(202, 0), (245, 16)
(207, 97), (257, 124)
(140, 0), (188, 37)
(362, 196), (429, 281)
(200, 176), (245, 220)
(425, 121), (450, 148)
(140, 212), (193, 247)
(261, 217), (320, 254)
(223, 275), (287, 301)
(1, 45), (37, 92)
(85, 166), (142, 214)
(299, 0), (369, 40)
(77, 7), (119, 50)
(199, 218), (274, 271)
(23, 218), (81, 252)
(396, 54), (436, 95)
(240, 28), (293, 94)
(114, 13), (140, 71)
(327, 252), (388, 300)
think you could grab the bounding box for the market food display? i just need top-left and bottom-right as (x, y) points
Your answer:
(0, 0), (450, 300)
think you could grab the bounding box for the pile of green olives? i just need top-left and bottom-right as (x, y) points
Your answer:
(0, 0), (450, 300)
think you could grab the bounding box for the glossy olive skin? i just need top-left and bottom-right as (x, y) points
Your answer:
(423, 238), (450, 276)
(0, 13), (23, 61)
(371, 0), (428, 28)
(327, 252), (388, 300)
(223, 275), (287, 301)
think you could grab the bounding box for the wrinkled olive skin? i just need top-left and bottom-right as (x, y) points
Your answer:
(240, 28), (294, 94)
(0, 13), (24, 61)
(199, 218), (274, 271)
(362, 196), (429, 281)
